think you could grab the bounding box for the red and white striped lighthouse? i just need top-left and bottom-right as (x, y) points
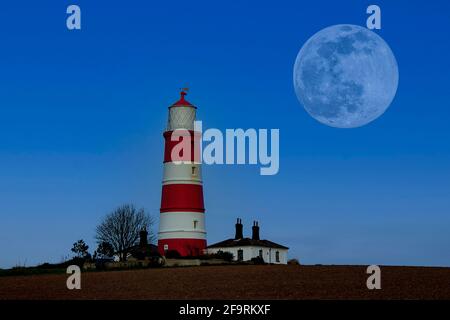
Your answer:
(157, 90), (206, 257)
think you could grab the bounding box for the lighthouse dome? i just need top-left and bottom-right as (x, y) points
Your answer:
(172, 91), (194, 107)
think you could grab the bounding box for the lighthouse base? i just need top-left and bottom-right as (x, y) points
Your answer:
(158, 238), (206, 257)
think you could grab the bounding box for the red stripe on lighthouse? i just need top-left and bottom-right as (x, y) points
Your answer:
(160, 184), (205, 213)
(158, 238), (206, 256)
(163, 130), (201, 163)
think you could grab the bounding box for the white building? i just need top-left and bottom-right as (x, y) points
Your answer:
(207, 219), (289, 264)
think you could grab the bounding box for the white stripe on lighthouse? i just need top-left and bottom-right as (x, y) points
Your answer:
(162, 162), (202, 185)
(158, 211), (206, 240)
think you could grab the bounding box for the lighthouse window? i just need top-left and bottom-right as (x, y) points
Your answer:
(276, 251), (280, 262)
(191, 166), (197, 176)
(237, 249), (244, 261)
(193, 220), (198, 229)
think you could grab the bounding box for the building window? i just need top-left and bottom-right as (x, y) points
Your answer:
(276, 251), (280, 262)
(191, 166), (197, 176)
(237, 249), (244, 261)
(193, 220), (198, 229)
(259, 249), (263, 258)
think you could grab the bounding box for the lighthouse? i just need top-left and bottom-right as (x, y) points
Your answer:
(158, 90), (207, 257)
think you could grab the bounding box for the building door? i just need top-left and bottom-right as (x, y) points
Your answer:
(237, 249), (244, 261)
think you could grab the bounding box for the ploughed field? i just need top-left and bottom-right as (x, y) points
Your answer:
(1, 265), (450, 300)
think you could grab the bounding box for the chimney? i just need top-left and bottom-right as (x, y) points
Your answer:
(252, 221), (260, 240)
(235, 218), (243, 239)
(139, 228), (148, 247)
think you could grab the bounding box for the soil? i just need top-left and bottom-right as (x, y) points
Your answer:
(1, 264), (450, 300)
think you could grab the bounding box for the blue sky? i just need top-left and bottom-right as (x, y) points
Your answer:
(1, 0), (450, 268)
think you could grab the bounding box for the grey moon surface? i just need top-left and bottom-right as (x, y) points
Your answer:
(293, 24), (399, 128)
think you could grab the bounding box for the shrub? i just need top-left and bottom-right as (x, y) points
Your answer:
(198, 251), (234, 262)
(215, 251), (234, 262)
(36, 263), (53, 269)
(61, 257), (87, 268)
(250, 256), (265, 265)
(288, 258), (300, 265)
(165, 250), (181, 259)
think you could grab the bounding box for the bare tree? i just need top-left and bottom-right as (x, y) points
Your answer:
(95, 204), (155, 261)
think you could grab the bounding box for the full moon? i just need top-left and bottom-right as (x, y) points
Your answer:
(293, 24), (399, 128)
